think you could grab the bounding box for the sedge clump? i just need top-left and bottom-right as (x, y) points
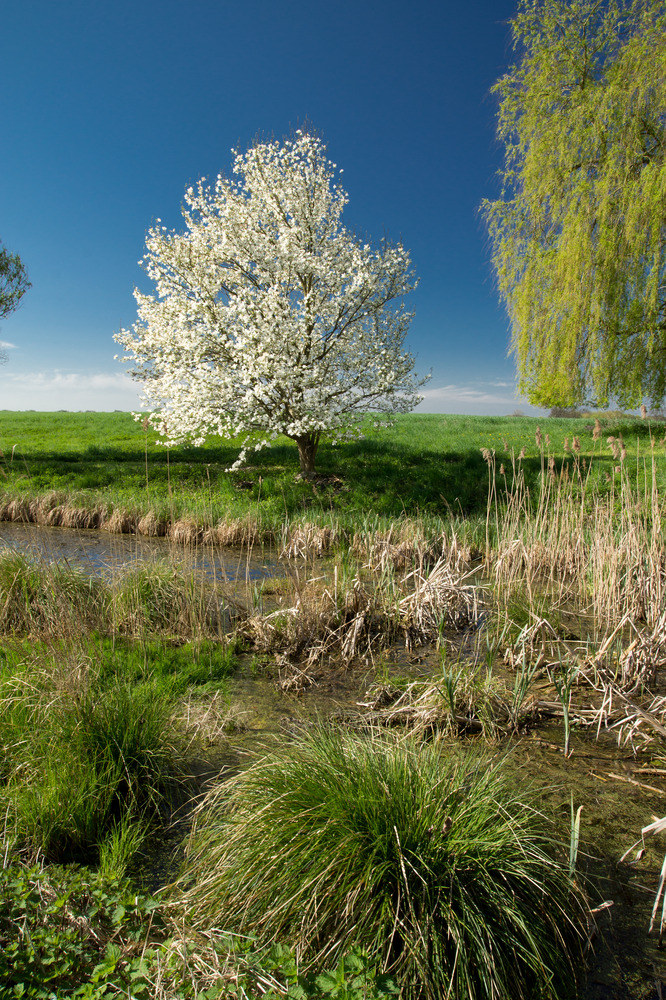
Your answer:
(178, 728), (588, 1000)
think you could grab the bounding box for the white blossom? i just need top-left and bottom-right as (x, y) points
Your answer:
(115, 132), (427, 474)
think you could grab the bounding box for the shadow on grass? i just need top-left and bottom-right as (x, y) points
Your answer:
(5, 432), (630, 522)
(4, 437), (499, 518)
(603, 418), (666, 443)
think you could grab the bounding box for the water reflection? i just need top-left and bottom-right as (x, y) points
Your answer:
(0, 521), (277, 582)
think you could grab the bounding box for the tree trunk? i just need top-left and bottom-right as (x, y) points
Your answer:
(295, 432), (320, 476)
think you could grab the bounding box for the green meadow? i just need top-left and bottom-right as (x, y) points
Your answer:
(0, 409), (664, 536)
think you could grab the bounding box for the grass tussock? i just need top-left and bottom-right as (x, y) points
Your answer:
(178, 728), (589, 1000)
(111, 563), (228, 638)
(0, 552), (235, 642)
(0, 636), (237, 868)
(203, 517), (262, 547)
(0, 554), (104, 637)
(0, 646), (197, 866)
(137, 510), (168, 536)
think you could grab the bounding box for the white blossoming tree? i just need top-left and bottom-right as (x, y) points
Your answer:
(115, 132), (425, 475)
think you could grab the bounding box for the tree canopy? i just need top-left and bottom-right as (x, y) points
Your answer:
(0, 240), (30, 322)
(483, 0), (666, 409)
(116, 132), (424, 474)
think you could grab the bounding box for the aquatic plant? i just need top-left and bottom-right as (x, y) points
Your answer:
(0, 553), (105, 635)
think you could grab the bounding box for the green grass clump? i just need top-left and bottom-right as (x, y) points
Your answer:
(110, 563), (228, 637)
(180, 729), (588, 1000)
(94, 635), (238, 693)
(3, 675), (186, 864)
(0, 553), (105, 634)
(0, 552), (236, 642)
(0, 636), (235, 866)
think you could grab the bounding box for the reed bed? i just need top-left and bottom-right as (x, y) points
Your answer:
(350, 522), (477, 572)
(486, 443), (666, 631)
(344, 443), (666, 747)
(242, 557), (480, 664)
(438, 443), (666, 750)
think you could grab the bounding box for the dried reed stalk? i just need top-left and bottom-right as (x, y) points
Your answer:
(240, 558), (480, 664)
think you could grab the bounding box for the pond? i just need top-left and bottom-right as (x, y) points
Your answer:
(0, 519), (278, 582)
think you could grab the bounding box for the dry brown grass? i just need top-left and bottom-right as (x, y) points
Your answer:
(351, 523), (475, 573)
(169, 520), (202, 546)
(61, 505), (102, 529)
(5, 498), (30, 522)
(101, 508), (136, 534)
(280, 521), (338, 558)
(137, 511), (168, 537)
(486, 448), (666, 631)
(203, 519), (261, 547)
(354, 674), (507, 736)
(240, 557), (480, 664)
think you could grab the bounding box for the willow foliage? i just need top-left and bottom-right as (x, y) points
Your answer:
(484, 0), (666, 408)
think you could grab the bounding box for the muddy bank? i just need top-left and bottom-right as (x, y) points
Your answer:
(0, 490), (345, 553)
(0, 490), (472, 565)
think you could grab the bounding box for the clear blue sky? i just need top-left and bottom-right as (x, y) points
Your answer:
(0, 0), (543, 415)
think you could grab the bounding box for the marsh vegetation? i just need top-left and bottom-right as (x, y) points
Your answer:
(4, 411), (666, 997)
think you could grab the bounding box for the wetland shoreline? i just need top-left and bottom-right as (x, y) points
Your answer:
(5, 411), (666, 997)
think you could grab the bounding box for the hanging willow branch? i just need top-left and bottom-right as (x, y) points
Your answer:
(484, 0), (666, 409)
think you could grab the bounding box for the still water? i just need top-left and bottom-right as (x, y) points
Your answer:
(0, 520), (277, 582)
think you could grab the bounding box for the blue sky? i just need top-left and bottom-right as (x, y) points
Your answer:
(0, 0), (543, 415)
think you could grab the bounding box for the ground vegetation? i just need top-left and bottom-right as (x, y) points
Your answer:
(3, 411), (666, 996)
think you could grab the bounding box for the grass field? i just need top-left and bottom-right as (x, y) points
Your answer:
(0, 409), (664, 542)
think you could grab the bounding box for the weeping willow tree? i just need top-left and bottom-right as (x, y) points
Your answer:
(484, 0), (666, 408)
